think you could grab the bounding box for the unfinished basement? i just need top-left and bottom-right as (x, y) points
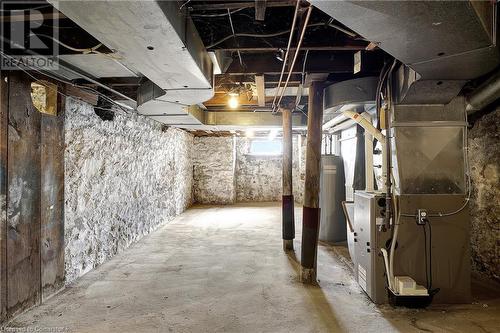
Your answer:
(0, 0), (499, 332)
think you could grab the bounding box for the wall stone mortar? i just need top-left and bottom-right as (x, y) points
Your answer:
(193, 136), (236, 204)
(468, 107), (500, 281)
(64, 98), (193, 284)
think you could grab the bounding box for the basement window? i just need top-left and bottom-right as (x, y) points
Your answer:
(249, 139), (282, 156)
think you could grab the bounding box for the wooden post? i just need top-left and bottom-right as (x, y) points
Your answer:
(301, 81), (324, 283)
(0, 71), (8, 322)
(281, 107), (294, 251)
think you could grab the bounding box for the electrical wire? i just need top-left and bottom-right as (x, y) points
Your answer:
(207, 22), (330, 49)
(179, 0), (191, 10)
(271, 0), (301, 111)
(427, 221), (433, 289)
(34, 33), (103, 53)
(301, 49), (309, 85)
(422, 224), (430, 290)
(33, 33), (122, 60)
(275, 6), (312, 111)
(293, 49), (309, 112)
(375, 61), (391, 130)
(190, 8), (245, 18)
(0, 50), (133, 114)
(227, 8), (243, 67)
(326, 18), (358, 38)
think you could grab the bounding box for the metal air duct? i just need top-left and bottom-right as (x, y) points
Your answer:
(50, 0), (214, 125)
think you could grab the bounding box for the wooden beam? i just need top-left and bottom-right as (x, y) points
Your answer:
(255, 0), (267, 21)
(190, 0), (295, 11)
(204, 111), (306, 127)
(40, 85), (65, 299)
(203, 92), (257, 107)
(64, 85), (99, 105)
(7, 72), (42, 317)
(255, 75), (266, 107)
(0, 69), (8, 322)
(300, 80), (324, 284)
(225, 53), (354, 75)
(1, 12), (66, 23)
(211, 45), (368, 52)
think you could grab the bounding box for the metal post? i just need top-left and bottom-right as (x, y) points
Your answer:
(300, 81), (324, 283)
(282, 107), (295, 251)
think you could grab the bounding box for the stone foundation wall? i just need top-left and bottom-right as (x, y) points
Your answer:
(193, 136), (236, 204)
(235, 138), (282, 202)
(192, 135), (305, 204)
(469, 107), (500, 281)
(64, 98), (193, 284)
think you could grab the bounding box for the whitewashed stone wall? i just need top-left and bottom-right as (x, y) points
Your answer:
(235, 138), (282, 202)
(193, 137), (236, 204)
(64, 98), (193, 284)
(469, 107), (500, 281)
(192, 135), (305, 203)
(235, 136), (306, 203)
(293, 134), (306, 204)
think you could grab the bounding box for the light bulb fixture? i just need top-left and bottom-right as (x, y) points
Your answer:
(228, 92), (239, 109)
(275, 48), (285, 62)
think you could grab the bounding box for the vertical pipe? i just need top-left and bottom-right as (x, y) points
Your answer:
(301, 81), (324, 283)
(363, 114), (374, 192)
(282, 108), (294, 251)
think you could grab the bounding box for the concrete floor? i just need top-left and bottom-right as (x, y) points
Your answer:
(9, 203), (500, 332)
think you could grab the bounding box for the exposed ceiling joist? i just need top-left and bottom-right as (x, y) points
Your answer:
(204, 111), (305, 127)
(255, 0), (267, 21)
(255, 75), (266, 106)
(1, 12), (66, 22)
(211, 45), (368, 52)
(225, 52), (354, 75)
(189, 0), (296, 11)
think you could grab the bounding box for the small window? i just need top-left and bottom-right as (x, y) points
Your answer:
(249, 139), (282, 155)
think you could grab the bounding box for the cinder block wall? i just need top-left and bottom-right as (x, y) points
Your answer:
(469, 107), (500, 281)
(64, 98), (193, 283)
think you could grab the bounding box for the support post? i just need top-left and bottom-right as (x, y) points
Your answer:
(281, 107), (294, 251)
(300, 81), (324, 283)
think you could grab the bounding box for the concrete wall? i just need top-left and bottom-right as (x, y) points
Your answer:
(193, 135), (305, 204)
(469, 107), (500, 281)
(193, 136), (236, 204)
(64, 98), (193, 284)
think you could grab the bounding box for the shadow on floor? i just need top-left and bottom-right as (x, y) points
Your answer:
(285, 248), (344, 331)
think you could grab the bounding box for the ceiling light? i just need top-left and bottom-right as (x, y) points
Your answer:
(228, 93), (239, 109)
(275, 48), (285, 62)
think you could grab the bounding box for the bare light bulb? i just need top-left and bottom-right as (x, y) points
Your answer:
(228, 96), (239, 109)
